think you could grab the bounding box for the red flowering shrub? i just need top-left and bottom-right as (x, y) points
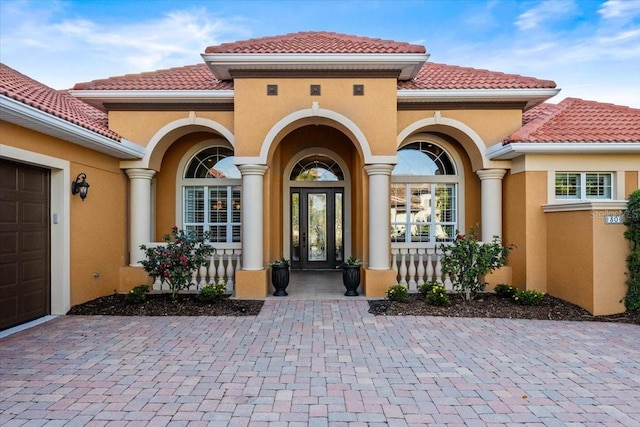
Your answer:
(139, 227), (214, 300)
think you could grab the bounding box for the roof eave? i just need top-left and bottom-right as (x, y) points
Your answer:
(487, 142), (640, 160)
(201, 53), (429, 80)
(397, 88), (560, 110)
(0, 95), (145, 160)
(69, 90), (236, 111)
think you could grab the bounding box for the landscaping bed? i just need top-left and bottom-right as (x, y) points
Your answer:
(67, 293), (263, 316)
(368, 293), (640, 325)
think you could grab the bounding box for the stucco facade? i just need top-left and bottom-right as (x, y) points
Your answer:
(1, 32), (639, 329)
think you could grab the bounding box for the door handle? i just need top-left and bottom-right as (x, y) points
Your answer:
(302, 231), (306, 246)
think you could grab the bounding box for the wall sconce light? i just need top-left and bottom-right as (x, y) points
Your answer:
(71, 173), (90, 201)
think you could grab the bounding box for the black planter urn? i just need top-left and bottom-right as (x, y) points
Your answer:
(342, 265), (361, 296)
(271, 264), (290, 296)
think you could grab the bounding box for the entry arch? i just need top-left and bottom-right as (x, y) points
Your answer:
(120, 116), (235, 171)
(283, 147), (352, 269)
(398, 115), (495, 171)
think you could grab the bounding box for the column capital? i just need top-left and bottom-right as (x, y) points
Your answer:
(237, 164), (268, 176)
(125, 168), (156, 180)
(476, 169), (507, 181)
(364, 164), (395, 176)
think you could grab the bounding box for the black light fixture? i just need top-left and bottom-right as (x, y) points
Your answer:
(71, 173), (90, 201)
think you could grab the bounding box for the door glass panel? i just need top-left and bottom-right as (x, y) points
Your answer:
(308, 193), (327, 261)
(335, 192), (343, 263)
(291, 192), (300, 262)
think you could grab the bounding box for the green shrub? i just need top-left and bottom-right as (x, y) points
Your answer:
(440, 228), (512, 300)
(426, 285), (449, 306)
(418, 280), (440, 297)
(494, 284), (517, 298)
(386, 284), (408, 302)
(624, 189), (640, 312)
(514, 289), (545, 306)
(140, 227), (215, 300)
(125, 284), (149, 304)
(199, 280), (227, 303)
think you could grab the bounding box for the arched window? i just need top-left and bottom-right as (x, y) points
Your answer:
(290, 154), (344, 181)
(391, 140), (460, 243)
(182, 145), (241, 243)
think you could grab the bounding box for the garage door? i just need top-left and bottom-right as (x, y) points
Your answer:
(0, 159), (50, 331)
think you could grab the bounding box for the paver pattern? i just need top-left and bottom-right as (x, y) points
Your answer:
(1, 300), (639, 426)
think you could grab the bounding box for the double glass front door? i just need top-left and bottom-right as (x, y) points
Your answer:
(291, 188), (343, 270)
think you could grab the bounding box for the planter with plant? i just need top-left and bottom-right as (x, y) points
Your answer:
(339, 256), (362, 296)
(270, 257), (290, 296)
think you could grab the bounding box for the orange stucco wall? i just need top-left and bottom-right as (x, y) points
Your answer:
(1, 121), (128, 306)
(546, 210), (594, 311)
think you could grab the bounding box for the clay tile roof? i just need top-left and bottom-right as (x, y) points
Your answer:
(205, 31), (426, 54)
(398, 62), (557, 90)
(1, 63), (121, 141)
(72, 63), (232, 91)
(507, 97), (640, 143)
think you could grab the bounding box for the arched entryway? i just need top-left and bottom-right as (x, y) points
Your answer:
(284, 148), (352, 270)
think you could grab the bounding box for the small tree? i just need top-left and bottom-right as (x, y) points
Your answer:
(440, 228), (512, 300)
(139, 227), (215, 300)
(624, 190), (640, 312)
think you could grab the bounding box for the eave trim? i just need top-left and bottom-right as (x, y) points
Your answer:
(487, 142), (640, 160)
(201, 53), (429, 80)
(397, 88), (560, 110)
(0, 95), (145, 159)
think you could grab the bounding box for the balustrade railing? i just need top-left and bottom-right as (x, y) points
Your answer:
(391, 243), (453, 291)
(144, 243), (241, 294)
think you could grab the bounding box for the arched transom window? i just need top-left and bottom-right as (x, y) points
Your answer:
(391, 140), (459, 243)
(290, 154), (344, 181)
(182, 146), (241, 243)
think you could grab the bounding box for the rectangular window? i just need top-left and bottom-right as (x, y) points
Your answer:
(184, 185), (241, 243)
(555, 172), (613, 200)
(391, 183), (457, 243)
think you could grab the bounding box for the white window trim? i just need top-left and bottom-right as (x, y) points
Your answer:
(176, 139), (240, 238)
(550, 171), (616, 203)
(392, 134), (465, 237)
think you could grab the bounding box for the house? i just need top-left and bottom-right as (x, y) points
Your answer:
(1, 31), (638, 330)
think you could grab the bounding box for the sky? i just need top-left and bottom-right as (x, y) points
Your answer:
(1, 0), (639, 107)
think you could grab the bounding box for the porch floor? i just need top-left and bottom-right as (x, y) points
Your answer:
(266, 270), (364, 300)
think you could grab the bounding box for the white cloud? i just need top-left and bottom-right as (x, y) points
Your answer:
(0, 2), (251, 88)
(515, 0), (577, 31)
(599, 0), (640, 19)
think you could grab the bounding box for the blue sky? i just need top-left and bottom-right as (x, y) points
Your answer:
(1, 0), (639, 107)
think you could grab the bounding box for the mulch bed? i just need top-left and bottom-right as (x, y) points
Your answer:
(66, 293), (263, 316)
(368, 293), (640, 325)
(67, 292), (640, 325)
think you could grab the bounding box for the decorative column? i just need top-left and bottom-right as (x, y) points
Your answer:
(238, 164), (268, 270)
(365, 164), (395, 270)
(476, 169), (507, 242)
(125, 168), (156, 266)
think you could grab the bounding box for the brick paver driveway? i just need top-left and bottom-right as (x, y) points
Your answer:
(1, 300), (639, 426)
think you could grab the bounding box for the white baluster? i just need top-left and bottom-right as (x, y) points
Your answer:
(190, 267), (198, 289)
(198, 263), (207, 289)
(444, 271), (454, 291)
(216, 252), (225, 282)
(399, 250), (408, 285)
(236, 250), (242, 271)
(391, 249), (399, 282)
(225, 250), (235, 292)
(435, 249), (443, 285)
(208, 254), (216, 285)
(426, 250), (434, 282)
(408, 249), (417, 290)
(153, 276), (162, 291)
(416, 249), (425, 285)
